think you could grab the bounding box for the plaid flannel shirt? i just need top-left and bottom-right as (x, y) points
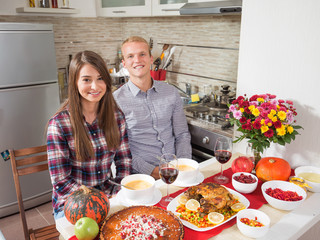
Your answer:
(47, 108), (132, 214)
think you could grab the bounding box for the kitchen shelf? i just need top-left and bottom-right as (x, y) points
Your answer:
(16, 7), (80, 14)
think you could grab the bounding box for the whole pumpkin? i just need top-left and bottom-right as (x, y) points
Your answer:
(255, 157), (291, 182)
(231, 156), (254, 173)
(64, 185), (110, 225)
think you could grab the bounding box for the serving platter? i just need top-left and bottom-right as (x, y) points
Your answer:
(167, 187), (250, 232)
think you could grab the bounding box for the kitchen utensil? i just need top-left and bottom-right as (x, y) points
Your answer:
(163, 46), (176, 69)
(153, 44), (169, 71)
(163, 58), (172, 69)
(108, 179), (136, 190)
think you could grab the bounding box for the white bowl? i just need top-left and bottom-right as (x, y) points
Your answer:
(175, 158), (199, 183)
(237, 209), (270, 238)
(120, 174), (155, 204)
(294, 166), (320, 193)
(261, 180), (306, 211)
(232, 172), (258, 194)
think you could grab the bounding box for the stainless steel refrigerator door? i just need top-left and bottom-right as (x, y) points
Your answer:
(0, 83), (60, 217)
(0, 27), (57, 88)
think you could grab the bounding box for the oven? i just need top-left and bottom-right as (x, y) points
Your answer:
(189, 124), (232, 162)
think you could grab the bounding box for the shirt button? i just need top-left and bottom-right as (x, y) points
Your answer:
(98, 171), (101, 174)
(98, 147), (101, 149)
(158, 136), (161, 140)
(153, 125), (156, 128)
(55, 186), (59, 189)
(93, 133), (96, 136)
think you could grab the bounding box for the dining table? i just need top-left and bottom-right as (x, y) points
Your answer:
(56, 153), (320, 240)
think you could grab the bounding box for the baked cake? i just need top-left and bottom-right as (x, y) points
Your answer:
(100, 206), (184, 240)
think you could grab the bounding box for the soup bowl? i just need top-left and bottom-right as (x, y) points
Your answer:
(120, 174), (155, 203)
(294, 166), (320, 193)
(176, 158), (199, 184)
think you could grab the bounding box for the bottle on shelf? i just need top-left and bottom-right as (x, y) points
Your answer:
(51, 0), (58, 8)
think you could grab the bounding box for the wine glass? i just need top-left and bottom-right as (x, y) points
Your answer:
(159, 153), (179, 207)
(213, 137), (233, 184)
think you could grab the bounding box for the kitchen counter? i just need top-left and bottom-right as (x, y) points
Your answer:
(56, 154), (320, 240)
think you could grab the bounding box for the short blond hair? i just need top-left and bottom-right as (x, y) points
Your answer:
(121, 36), (151, 59)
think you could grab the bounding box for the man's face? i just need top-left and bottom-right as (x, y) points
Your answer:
(121, 41), (153, 80)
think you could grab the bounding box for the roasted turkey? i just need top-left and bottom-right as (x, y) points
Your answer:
(184, 182), (235, 215)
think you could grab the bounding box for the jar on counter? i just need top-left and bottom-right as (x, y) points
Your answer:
(39, 0), (49, 8)
(51, 0), (58, 8)
(29, 0), (36, 7)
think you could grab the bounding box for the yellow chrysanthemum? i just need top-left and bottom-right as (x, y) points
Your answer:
(287, 125), (294, 134)
(248, 105), (255, 111)
(277, 105), (280, 110)
(272, 116), (278, 122)
(261, 125), (269, 133)
(278, 111), (286, 121)
(252, 108), (260, 117)
(240, 108), (244, 113)
(267, 122), (272, 127)
(276, 125), (286, 136)
(260, 119), (265, 125)
(257, 97), (264, 102)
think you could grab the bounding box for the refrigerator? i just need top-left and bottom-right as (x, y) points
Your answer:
(0, 23), (60, 217)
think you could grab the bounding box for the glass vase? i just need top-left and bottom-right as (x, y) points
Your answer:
(246, 143), (264, 173)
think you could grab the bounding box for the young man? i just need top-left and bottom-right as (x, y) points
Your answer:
(113, 36), (192, 179)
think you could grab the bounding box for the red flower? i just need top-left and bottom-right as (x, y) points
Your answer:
(239, 116), (247, 123)
(242, 122), (252, 131)
(253, 120), (261, 129)
(249, 95), (259, 101)
(274, 120), (282, 129)
(264, 129), (274, 138)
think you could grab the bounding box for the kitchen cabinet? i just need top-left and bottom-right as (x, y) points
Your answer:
(152, 0), (187, 16)
(96, 0), (152, 17)
(96, 0), (190, 17)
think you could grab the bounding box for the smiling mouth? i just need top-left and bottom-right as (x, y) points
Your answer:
(89, 92), (101, 95)
(134, 65), (144, 69)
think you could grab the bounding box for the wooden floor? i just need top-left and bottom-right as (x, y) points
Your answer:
(0, 201), (55, 240)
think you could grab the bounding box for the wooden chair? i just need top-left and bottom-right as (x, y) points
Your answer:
(9, 145), (60, 240)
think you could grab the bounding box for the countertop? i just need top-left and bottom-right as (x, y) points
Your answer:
(56, 154), (320, 240)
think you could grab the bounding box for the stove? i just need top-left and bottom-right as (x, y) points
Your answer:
(185, 102), (231, 129)
(184, 102), (233, 162)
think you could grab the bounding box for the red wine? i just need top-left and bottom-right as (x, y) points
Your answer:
(160, 167), (178, 184)
(215, 150), (232, 164)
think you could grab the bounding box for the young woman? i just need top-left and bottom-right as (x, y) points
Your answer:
(47, 50), (132, 219)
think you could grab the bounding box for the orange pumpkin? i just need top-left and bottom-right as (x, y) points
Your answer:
(64, 185), (110, 225)
(255, 157), (291, 182)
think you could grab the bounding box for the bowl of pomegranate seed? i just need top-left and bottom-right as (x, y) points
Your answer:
(261, 180), (307, 210)
(232, 172), (258, 194)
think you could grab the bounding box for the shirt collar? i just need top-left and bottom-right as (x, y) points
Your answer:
(128, 78), (158, 96)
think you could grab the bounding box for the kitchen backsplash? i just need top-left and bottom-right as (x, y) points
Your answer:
(0, 15), (240, 95)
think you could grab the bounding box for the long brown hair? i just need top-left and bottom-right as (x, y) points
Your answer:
(58, 51), (120, 161)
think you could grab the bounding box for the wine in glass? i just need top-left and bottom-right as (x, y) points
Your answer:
(159, 153), (179, 207)
(213, 137), (232, 184)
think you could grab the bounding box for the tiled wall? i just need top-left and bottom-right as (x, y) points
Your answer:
(0, 15), (241, 95)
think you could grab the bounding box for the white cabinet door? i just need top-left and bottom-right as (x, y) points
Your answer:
(152, 0), (188, 16)
(96, 0), (152, 17)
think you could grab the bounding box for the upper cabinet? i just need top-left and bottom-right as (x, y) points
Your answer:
(96, 0), (190, 17)
(96, 0), (151, 17)
(152, 0), (187, 16)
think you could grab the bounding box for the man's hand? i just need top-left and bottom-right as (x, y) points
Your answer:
(151, 166), (160, 180)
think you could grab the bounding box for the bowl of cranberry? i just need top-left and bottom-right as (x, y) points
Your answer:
(232, 172), (258, 194)
(261, 180), (306, 211)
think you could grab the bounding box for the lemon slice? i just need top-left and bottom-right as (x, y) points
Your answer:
(208, 212), (224, 225)
(231, 203), (246, 212)
(178, 194), (189, 205)
(185, 199), (200, 211)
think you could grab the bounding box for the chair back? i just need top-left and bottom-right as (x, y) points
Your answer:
(9, 145), (49, 240)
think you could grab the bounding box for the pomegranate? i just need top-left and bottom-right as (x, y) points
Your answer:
(231, 156), (254, 173)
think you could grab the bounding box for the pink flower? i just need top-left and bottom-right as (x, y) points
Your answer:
(233, 110), (242, 120)
(229, 104), (237, 112)
(286, 100), (293, 105)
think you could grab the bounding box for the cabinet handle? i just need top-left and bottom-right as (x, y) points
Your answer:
(161, 9), (180, 12)
(112, 11), (126, 13)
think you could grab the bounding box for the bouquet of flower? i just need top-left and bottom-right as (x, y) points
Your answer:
(226, 93), (302, 154)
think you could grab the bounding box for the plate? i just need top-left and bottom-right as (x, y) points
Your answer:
(172, 172), (205, 187)
(116, 188), (162, 207)
(167, 186), (250, 232)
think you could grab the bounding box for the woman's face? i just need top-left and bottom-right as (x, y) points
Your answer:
(77, 64), (106, 105)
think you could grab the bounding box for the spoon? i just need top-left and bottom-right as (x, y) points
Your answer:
(108, 179), (136, 190)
